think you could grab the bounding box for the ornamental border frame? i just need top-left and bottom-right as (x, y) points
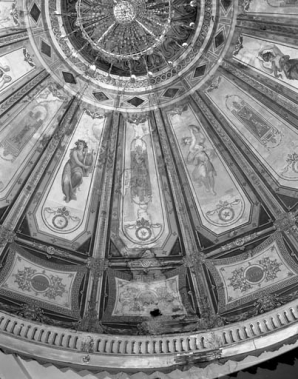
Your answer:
(205, 232), (298, 312)
(0, 243), (87, 318)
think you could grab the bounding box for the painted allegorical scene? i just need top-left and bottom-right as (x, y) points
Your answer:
(206, 75), (298, 189)
(234, 35), (298, 91)
(0, 83), (68, 206)
(243, 0), (298, 14)
(112, 275), (186, 317)
(0, 47), (35, 93)
(0, 0), (20, 30)
(167, 106), (251, 235)
(34, 111), (106, 242)
(114, 118), (170, 255)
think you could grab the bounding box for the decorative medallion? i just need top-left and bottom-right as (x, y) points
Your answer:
(206, 234), (298, 312)
(30, 274), (51, 292)
(135, 225), (152, 241)
(244, 265), (264, 284)
(0, 246), (86, 317)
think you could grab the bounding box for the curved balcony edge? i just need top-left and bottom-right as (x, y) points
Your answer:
(0, 298), (298, 372)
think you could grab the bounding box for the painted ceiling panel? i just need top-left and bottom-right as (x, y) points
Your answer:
(0, 0), (298, 376)
(27, 110), (108, 250)
(0, 82), (69, 207)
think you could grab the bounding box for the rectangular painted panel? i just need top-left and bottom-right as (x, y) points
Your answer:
(243, 0), (298, 14)
(0, 1), (19, 29)
(0, 84), (67, 205)
(234, 35), (298, 92)
(119, 118), (169, 251)
(167, 105), (251, 235)
(33, 110), (106, 242)
(205, 75), (298, 189)
(0, 47), (35, 94)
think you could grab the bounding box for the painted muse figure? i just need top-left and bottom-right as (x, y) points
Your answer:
(61, 140), (93, 203)
(258, 44), (298, 80)
(184, 125), (217, 195)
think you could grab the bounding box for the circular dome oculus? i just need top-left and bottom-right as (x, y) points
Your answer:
(76, 0), (172, 61)
(61, 0), (197, 77)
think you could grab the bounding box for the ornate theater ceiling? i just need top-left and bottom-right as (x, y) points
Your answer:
(1, 0), (298, 378)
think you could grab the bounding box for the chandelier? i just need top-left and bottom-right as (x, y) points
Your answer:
(57, 0), (198, 78)
(76, 0), (172, 61)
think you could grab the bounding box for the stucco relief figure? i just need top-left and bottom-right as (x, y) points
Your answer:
(184, 125), (217, 195)
(61, 140), (93, 203)
(225, 95), (282, 149)
(258, 44), (298, 81)
(0, 62), (12, 90)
